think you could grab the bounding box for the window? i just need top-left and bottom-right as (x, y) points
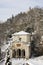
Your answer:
(12, 50), (16, 58)
(17, 49), (21, 57)
(22, 49), (25, 58)
(19, 38), (21, 41)
(16, 44), (21, 47)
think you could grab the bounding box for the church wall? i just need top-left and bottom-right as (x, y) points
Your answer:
(9, 42), (31, 59)
(9, 31), (31, 59)
(13, 34), (31, 43)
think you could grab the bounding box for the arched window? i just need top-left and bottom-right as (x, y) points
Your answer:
(19, 38), (21, 41)
(12, 49), (16, 58)
(17, 49), (21, 58)
(22, 49), (25, 58)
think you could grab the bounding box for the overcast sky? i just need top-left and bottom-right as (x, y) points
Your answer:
(0, 0), (43, 22)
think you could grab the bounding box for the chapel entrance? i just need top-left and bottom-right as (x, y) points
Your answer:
(17, 49), (21, 58)
(12, 49), (25, 58)
(22, 49), (25, 58)
(12, 50), (16, 58)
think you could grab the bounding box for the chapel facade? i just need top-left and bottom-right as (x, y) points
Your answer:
(9, 31), (31, 59)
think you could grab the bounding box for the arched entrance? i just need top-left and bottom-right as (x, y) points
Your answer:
(17, 49), (21, 58)
(22, 49), (25, 58)
(12, 49), (16, 58)
(12, 49), (25, 58)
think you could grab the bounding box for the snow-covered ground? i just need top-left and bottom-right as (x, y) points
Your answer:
(0, 60), (5, 65)
(0, 56), (43, 65)
(10, 58), (33, 65)
(29, 56), (43, 65)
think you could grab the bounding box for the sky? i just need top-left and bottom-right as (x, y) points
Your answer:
(0, 0), (43, 22)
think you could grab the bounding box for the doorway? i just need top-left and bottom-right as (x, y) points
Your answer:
(17, 49), (21, 58)
(12, 49), (16, 58)
(22, 49), (25, 58)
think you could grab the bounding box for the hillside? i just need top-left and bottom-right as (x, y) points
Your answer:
(0, 7), (43, 42)
(0, 7), (43, 47)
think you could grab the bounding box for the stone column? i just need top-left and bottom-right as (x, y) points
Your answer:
(25, 46), (30, 59)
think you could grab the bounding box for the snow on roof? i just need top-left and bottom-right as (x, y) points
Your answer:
(32, 31), (36, 35)
(12, 31), (30, 35)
